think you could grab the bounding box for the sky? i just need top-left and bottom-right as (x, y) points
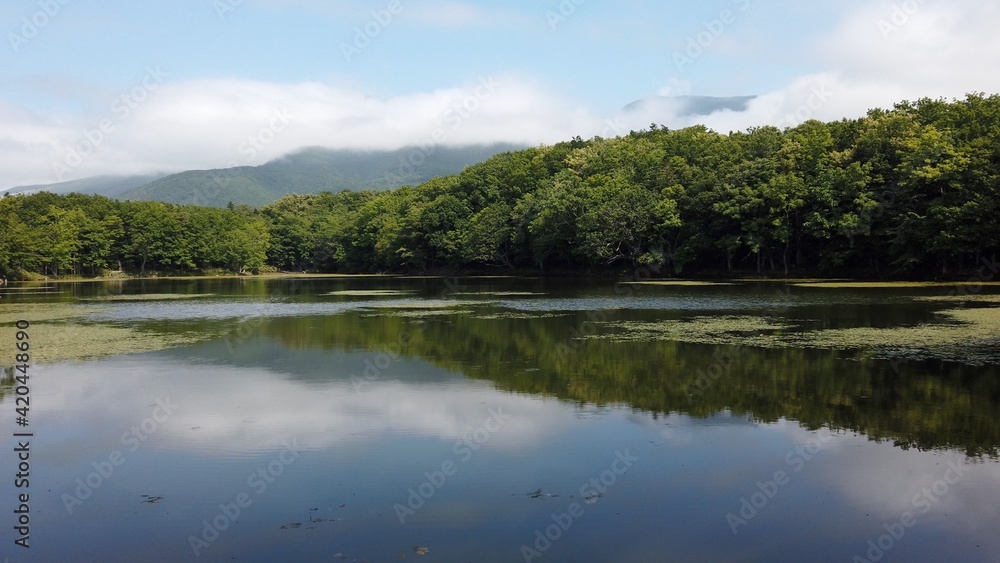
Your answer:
(2, 0), (1000, 189)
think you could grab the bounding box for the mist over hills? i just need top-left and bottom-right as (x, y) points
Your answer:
(2, 173), (169, 199)
(5, 143), (525, 208)
(622, 95), (757, 119)
(3, 96), (757, 208)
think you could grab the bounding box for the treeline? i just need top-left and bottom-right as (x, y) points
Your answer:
(2, 94), (999, 279)
(0, 195), (269, 278)
(262, 94), (1000, 276)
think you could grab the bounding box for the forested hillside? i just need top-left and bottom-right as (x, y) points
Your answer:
(118, 144), (524, 207)
(1, 95), (997, 280)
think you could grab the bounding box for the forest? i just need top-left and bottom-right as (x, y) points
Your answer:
(1, 94), (998, 280)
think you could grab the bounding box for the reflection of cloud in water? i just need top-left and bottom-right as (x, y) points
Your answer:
(34, 356), (574, 455)
(759, 420), (1000, 533)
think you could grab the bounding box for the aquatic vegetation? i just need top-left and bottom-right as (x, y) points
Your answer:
(323, 290), (415, 296)
(0, 303), (209, 363)
(588, 316), (797, 346)
(915, 294), (1000, 303)
(583, 306), (1000, 364)
(621, 281), (735, 287)
(0, 321), (207, 364)
(81, 293), (216, 301)
(0, 303), (104, 324)
(450, 291), (548, 296)
(792, 281), (1000, 289)
(794, 307), (1000, 364)
(471, 311), (570, 320)
(362, 309), (461, 318)
(362, 300), (490, 309)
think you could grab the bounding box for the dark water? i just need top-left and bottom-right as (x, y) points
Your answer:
(2, 277), (999, 562)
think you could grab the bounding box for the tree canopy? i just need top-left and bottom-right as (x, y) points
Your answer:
(2, 94), (998, 279)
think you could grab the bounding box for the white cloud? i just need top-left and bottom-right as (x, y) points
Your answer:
(1, 73), (594, 188)
(407, 2), (535, 28)
(5, 1), (1000, 189)
(35, 357), (574, 455)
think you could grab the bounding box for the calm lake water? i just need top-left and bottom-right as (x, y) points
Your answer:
(2, 276), (1000, 562)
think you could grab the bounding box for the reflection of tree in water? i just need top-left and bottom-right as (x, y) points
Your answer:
(0, 365), (13, 402)
(260, 311), (1000, 459)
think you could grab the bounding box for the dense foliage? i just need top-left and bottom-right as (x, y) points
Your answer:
(259, 94), (1000, 277)
(2, 95), (998, 279)
(119, 144), (523, 208)
(0, 195), (269, 277)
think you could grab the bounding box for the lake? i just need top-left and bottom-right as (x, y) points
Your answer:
(2, 276), (999, 562)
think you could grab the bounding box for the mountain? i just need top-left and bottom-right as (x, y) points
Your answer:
(120, 143), (526, 208)
(3, 173), (170, 198)
(622, 95), (757, 118)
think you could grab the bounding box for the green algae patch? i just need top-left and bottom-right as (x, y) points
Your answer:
(472, 311), (570, 320)
(914, 294), (1000, 304)
(2, 322), (207, 364)
(584, 307), (1000, 364)
(622, 281), (735, 287)
(587, 315), (797, 346)
(359, 299), (491, 318)
(451, 292), (548, 297)
(793, 307), (1000, 363)
(80, 293), (216, 301)
(363, 310), (460, 319)
(324, 290), (415, 297)
(792, 281), (1000, 289)
(0, 303), (104, 324)
(363, 300), (490, 309)
(1, 303), (208, 363)
(583, 307), (1000, 364)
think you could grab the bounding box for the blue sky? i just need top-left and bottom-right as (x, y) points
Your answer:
(2, 0), (998, 187)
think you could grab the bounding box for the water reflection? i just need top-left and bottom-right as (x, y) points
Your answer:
(2, 278), (999, 561)
(7, 346), (999, 562)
